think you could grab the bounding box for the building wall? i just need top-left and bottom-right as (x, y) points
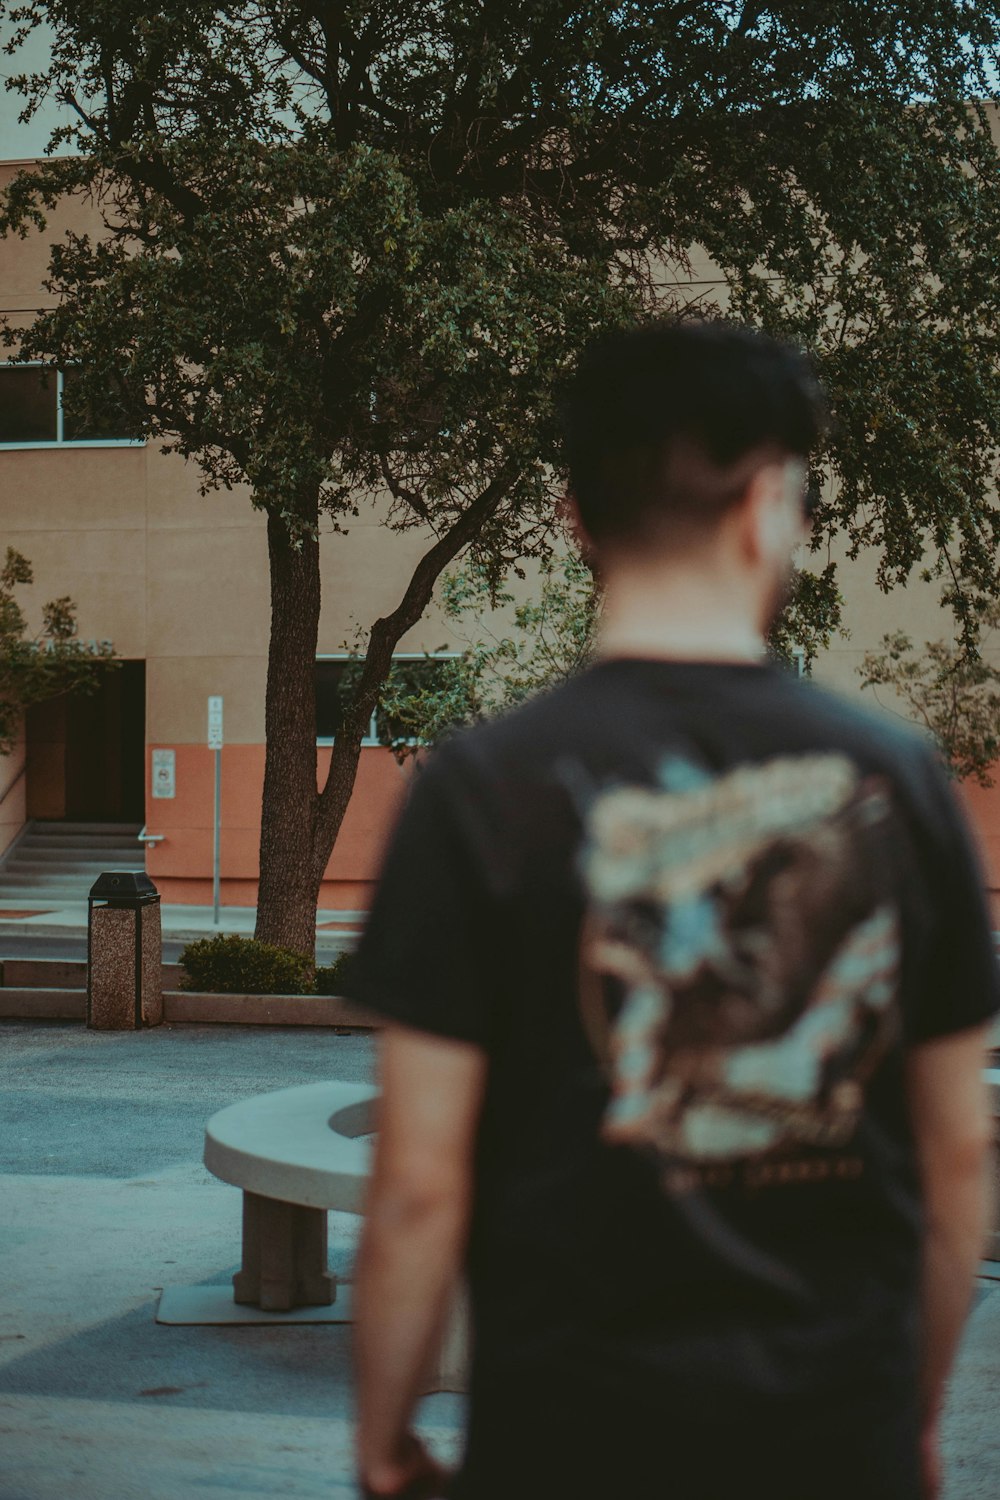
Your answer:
(0, 158), (463, 906)
(658, 243), (1000, 911)
(3, 156), (1000, 913)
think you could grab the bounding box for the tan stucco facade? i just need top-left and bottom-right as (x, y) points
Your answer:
(3, 157), (1000, 911)
(0, 160), (467, 905)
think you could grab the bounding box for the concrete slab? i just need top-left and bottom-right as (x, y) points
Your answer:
(0, 1024), (465, 1496)
(0, 1021), (998, 1498)
(0, 1393), (463, 1500)
(0, 901), (364, 945)
(163, 992), (376, 1028)
(0, 987), (376, 1028)
(942, 1285), (1000, 1498)
(0, 988), (85, 1019)
(156, 1284), (355, 1325)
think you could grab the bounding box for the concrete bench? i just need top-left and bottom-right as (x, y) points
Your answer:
(202, 1070), (1000, 1309)
(203, 1079), (377, 1312)
(182, 1079), (467, 1391)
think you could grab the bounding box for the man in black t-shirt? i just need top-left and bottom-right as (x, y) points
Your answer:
(349, 322), (998, 1500)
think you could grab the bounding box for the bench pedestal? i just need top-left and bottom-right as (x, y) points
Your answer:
(232, 1190), (336, 1311)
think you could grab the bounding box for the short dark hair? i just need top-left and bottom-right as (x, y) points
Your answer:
(563, 319), (826, 548)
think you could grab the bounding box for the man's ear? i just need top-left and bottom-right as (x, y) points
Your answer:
(742, 459), (803, 562)
(559, 491), (598, 566)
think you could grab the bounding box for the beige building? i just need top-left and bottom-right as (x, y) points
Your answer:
(2, 157), (998, 913)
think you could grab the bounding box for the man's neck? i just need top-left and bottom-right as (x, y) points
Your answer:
(595, 565), (767, 664)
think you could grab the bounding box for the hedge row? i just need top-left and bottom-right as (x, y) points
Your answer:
(178, 934), (358, 996)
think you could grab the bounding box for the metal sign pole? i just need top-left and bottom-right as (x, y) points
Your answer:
(213, 746), (221, 926)
(208, 696), (224, 926)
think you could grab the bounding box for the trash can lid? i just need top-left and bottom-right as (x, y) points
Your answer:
(88, 871), (160, 903)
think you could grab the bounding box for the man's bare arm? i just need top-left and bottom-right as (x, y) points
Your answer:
(907, 1023), (995, 1462)
(355, 1023), (488, 1497)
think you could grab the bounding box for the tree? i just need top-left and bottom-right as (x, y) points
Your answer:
(0, 547), (117, 755)
(3, 4), (1000, 953)
(374, 550), (598, 753)
(860, 616), (1000, 787)
(381, 549), (843, 752)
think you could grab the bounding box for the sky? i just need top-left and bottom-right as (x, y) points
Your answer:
(1, 11), (996, 163)
(0, 20), (73, 160)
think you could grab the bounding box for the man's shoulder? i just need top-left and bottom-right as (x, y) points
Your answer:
(431, 673), (596, 780)
(427, 664), (943, 806)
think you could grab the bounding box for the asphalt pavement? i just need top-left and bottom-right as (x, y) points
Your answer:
(0, 902), (358, 964)
(0, 1021), (464, 1499)
(1, 1022), (999, 1498)
(0, 933), (191, 963)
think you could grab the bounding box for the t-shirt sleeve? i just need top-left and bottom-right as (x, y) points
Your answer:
(904, 749), (1000, 1044)
(342, 750), (497, 1048)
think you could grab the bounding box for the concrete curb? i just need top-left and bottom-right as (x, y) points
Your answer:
(163, 991), (376, 1028)
(0, 919), (359, 945)
(1, 958), (184, 988)
(0, 988), (85, 1019)
(0, 989), (377, 1028)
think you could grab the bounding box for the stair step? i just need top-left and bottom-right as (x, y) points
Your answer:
(30, 822), (143, 838)
(0, 862), (144, 875)
(6, 861), (143, 877)
(11, 844), (145, 858)
(0, 876), (145, 882)
(19, 840), (144, 852)
(0, 822), (147, 901)
(0, 882), (88, 894)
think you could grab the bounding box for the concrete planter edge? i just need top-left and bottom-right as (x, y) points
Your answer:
(0, 988), (376, 1028)
(162, 991), (377, 1028)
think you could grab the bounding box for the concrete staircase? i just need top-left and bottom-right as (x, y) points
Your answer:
(0, 821), (145, 905)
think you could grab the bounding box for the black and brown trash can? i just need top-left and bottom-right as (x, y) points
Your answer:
(87, 872), (163, 1030)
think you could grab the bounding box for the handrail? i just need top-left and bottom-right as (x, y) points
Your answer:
(138, 825), (166, 846)
(0, 762), (26, 812)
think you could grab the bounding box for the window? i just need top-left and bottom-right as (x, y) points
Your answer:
(0, 365), (55, 442)
(0, 364), (141, 448)
(316, 654), (460, 746)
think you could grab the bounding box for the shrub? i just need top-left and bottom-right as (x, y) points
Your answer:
(178, 934), (316, 995)
(314, 949), (358, 995)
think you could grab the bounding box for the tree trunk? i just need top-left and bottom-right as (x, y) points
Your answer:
(255, 507), (323, 957)
(253, 471), (517, 955)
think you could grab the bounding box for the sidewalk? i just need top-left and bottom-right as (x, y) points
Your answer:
(0, 1022), (460, 1500)
(1, 1021), (998, 1498)
(0, 899), (364, 947)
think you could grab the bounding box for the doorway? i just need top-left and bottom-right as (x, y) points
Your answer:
(26, 661), (146, 822)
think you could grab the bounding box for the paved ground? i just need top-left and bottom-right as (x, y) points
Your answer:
(0, 1022), (463, 1499)
(0, 933), (194, 964)
(1, 1021), (998, 1498)
(0, 901), (363, 948)
(0, 900), (360, 964)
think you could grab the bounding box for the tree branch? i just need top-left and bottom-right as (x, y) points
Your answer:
(312, 467), (519, 857)
(378, 455), (433, 525)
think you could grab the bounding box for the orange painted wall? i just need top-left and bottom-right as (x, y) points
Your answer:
(145, 743), (412, 908)
(957, 779), (1000, 926)
(143, 741), (1000, 919)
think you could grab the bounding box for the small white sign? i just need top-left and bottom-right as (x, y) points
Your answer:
(151, 748), (176, 799)
(208, 695), (224, 750)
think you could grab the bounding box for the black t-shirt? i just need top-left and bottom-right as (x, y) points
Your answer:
(347, 659), (999, 1482)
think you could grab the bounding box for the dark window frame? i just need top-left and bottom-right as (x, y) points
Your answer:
(0, 362), (144, 449)
(315, 653), (461, 747)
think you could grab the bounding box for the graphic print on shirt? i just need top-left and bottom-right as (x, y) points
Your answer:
(578, 753), (900, 1164)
